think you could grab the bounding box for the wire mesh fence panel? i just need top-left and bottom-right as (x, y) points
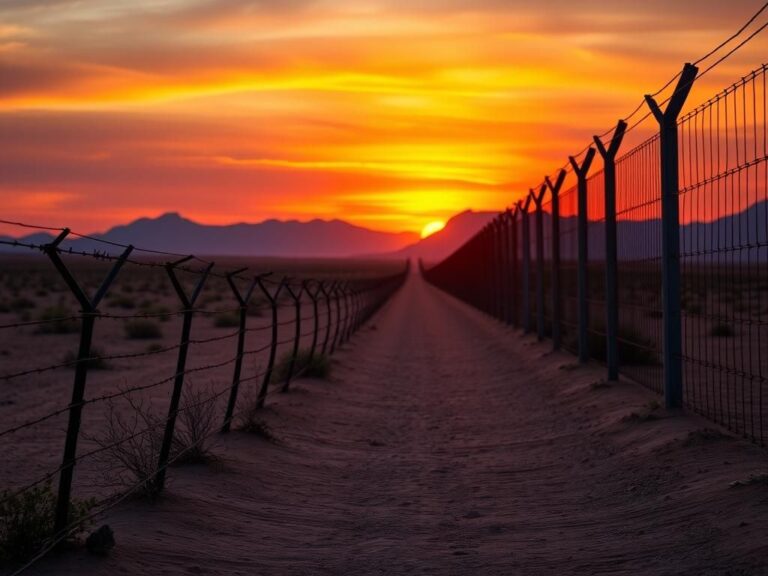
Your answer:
(616, 134), (665, 394)
(678, 65), (768, 444)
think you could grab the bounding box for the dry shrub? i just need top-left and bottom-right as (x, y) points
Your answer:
(90, 397), (165, 497)
(236, 389), (277, 443)
(172, 385), (219, 464)
(90, 385), (219, 496)
(0, 483), (94, 566)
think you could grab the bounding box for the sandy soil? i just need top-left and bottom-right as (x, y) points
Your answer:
(26, 272), (768, 575)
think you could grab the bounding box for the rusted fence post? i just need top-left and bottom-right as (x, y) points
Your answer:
(546, 169), (567, 351)
(331, 282), (343, 354)
(569, 148), (596, 363)
(222, 269), (258, 432)
(156, 257), (213, 491)
(594, 120), (627, 381)
(645, 62), (698, 409)
(43, 230), (133, 536)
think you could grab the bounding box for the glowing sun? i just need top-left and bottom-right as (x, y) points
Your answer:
(421, 220), (446, 239)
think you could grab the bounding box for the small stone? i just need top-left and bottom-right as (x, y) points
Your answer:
(86, 525), (115, 556)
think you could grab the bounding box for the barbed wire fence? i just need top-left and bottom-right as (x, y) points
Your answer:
(0, 224), (408, 572)
(423, 6), (768, 447)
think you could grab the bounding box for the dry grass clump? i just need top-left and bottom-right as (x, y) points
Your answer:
(124, 319), (163, 340)
(172, 386), (219, 465)
(37, 305), (79, 334)
(0, 483), (94, 566)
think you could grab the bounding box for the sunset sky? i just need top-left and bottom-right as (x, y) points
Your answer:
(1, 0), (766, 236)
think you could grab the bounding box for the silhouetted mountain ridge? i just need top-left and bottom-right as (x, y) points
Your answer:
(0, 213), (419, 258)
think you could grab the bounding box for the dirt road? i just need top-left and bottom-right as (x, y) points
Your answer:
(34, 272), (768, 575)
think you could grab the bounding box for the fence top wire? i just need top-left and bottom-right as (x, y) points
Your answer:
(531, 3), (768, 197)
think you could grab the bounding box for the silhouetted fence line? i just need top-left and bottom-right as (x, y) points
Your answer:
(424, 59), (768, 447)
(0, 224), (407, 570)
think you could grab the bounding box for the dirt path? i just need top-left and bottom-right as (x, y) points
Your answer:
(34, 273), (768, 575)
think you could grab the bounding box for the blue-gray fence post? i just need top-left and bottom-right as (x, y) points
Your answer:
(645, 62), (698, 409)
(594, 120), (627, 382)
(569, 149), (596, 363)
(519, 196), (533, 333)
(533, 184), (547, 341)
(510, 207), (520, 328)
(546, 169), (567, 351)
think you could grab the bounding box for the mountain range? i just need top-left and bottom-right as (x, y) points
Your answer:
(4, 201), (759, 262)
(0, 211), (496, 260)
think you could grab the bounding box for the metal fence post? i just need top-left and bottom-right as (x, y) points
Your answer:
(501, 211), (513, 324)
(546, 169), (567, 351)
(569, 149), (596, 363)
(645, 62), (698, 409)
(43, 230), (132, 537)
(306, 281), (320, 361)
(222, 269), (258, 432)
(331, 283), (343, 353)
(594, 120), (627, 381)
(156, 257), (213, 491)
(256, 277), (285, 409)
(510, 207), (520, 328)
(320, 281), (334, 356)
(519, 196), (533, 333)
(282, 281), (304, 393)
(533, 184), (547, 341)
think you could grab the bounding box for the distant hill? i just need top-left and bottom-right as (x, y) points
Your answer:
(0, 212), (419, 258)
(392, 210), (497, 263)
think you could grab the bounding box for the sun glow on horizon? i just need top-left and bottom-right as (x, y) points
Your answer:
(421, 220), (446, 239)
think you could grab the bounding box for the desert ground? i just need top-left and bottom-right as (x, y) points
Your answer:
(12, 269), (768, 575)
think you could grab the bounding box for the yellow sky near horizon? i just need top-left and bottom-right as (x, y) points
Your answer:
(0, 0), (766, 236)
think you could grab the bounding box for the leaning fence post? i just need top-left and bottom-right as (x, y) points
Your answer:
(645, 62), (698, 409)
(519, 196), (533, 333)
(156, 257), (213, 491)
(533, 184), (547, 341)
(330, 282), (343, 354)
(320, 281), (334, 356)
(305, 281), (321, 361)
(569, 148), (597, 363)
(546, 169), (567, 351)
(282, 281), (304, 393)
(594, 120), (627, 381)
(256, 276), (286, 408)
(43, 230), (133, 537)
(222, 269), (258, 433)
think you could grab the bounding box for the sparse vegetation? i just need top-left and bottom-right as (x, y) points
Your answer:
(271, 349), (330, 384)
(0, 483), (95, 566)
(124, 319), (163, 340)
(37, 306), (79, 334)
(237, 390), (278, 442)
(90, 398), (164, 497)
(63, 346), (110, 370)
(213, 310), (240, 328)
(172, 386), (219, 465)
(108, 295), (136, 310)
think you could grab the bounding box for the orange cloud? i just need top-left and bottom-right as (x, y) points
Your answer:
(0, 0), (766, 236)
